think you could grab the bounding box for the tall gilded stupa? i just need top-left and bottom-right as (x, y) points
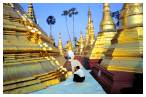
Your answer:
(92, 3), (143, 93)
(3, 3), (67, 94)
(76, 31), (84, 55)
(83, 8), (95, 55)
(86, 3), (116, 68)
(65, 40), (73, 52)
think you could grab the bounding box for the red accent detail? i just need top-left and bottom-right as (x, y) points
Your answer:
(74, 55), (83, 63)
(88, 59), (99, 69)
(91, 65), (135, 93)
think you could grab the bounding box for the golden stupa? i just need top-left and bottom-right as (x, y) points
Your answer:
(65, 40), (73, 52)
(100, 3), (143, 73)
(3, 3), (67, 94)
(92, 3), (143, 93)
(86, 3), (116, 68)
(76, 31), (84, 55)
(83, 8), (95, 55)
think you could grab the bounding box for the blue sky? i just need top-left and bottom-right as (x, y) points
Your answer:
(20, 3), (123, 46)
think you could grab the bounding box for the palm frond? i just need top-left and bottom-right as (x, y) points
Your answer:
(47, 15), (56, 25)
(61, 10), (68, 16)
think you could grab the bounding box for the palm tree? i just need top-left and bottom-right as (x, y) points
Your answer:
(68, 8), (78, 47)
(47, 15), (56, 40)
(61, 10), (72, 42)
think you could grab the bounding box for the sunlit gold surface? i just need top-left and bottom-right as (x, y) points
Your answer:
(3, 3), (67, 94)
(83, 8), (95, 55)
(76, 31), (84, 55)
(88, 3), (116, 59)
(65, 40), (73, 52)
(27, 3), (37, 24)
(120, 3), (143, 29)
(87, 8), (95, 46)
(100, 3), (143, 73)
(100, 3), (115, 32)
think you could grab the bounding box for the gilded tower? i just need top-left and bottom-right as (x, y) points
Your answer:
(65, 40), (73, 52)
(92, 3), (143, 93)
(87, 3), (116, 65)
(100, 3), (116, 32)
(83, 8), (95, 55)
(3, 3), (67, 94)
(77, 31), (84, 54)
(58, 33), (64, 56)
(85, 27), (89, 46)
(100, 3), (143, 73)
(85, 8), (95, 47)
(27, 3), (37, 24)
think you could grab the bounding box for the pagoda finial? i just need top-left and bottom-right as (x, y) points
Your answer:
(78, 31), (84, 54)
(86, 8), (95, 46)
(104, 3), (110, 12)
(27, 3), (37, 24)
(88, 7), (91, 16)
(100, 3), (115, 32)
(80, 31), (83, 39)
(88, 7), (92, 23)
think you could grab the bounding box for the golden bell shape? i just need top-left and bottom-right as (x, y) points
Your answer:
(100, 3), (143, 73)
(88, 3), (116, 60)
(100, 3), (115, 32)
(120, 3), (143, 29)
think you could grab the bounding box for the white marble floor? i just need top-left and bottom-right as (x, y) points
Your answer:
(30, 67), (106, 94)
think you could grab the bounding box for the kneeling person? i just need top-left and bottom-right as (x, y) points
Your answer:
(73, 66), (85, 82)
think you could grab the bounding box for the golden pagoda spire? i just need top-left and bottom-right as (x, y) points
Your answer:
(100, 3), (143, 73)
(88, 7), (91, 22)
(100, 3), (115, 32)
(85, 8), (95, 46)
(85, 27), (89, 46)
(91, 4), (143, 93)
(65, 40), (73, 52)
(78, 31), (84, 54)
(50, 32), (55, 44)
(87, 3), (116, 62)
(58, 33), (64, 56)
(79, 31), (83, 41)
(27, 3), (37, 24)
